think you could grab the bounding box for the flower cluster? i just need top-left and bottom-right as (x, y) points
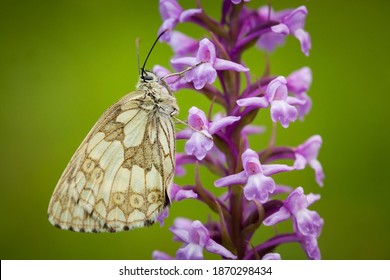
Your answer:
(152, 0), (324, 260)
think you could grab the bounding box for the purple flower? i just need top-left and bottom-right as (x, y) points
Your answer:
(241, 124), (266, 136)
(156, 184), (198, 227)
(237, 76), (305, 128)
(287, 67), (313, 119)
(170, 218), (236, 259)
(263, 187), (323, 238)
(152, 250), (174, 260)
(175, 153), (191, 176)
(177, 106), (240, 160)
(169, 31), (199, 57)
(153, 65), (187, 91)
(156, 208), (169, 227)
(257, 6), (311, 56)
(158, 0), (202, 42)
(262, 253), (281, 260)
(287, 67), (312, 95)
(215, 149), (293, 203)
(273, 184), (293, 196)
(294, 135), (324, 186)
(170, 183), (198, 201)
(301, 235), (321, 260)
(171, 38), (249, 89)
(265, 77), (302, 127)
(256, 7), (289, 53)
(153, 1), (323, 261)
(231, 0), (250, 4)
(294, 92), (312, 120)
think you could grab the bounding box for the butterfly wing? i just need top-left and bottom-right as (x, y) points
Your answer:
(48, 91), (175, 232)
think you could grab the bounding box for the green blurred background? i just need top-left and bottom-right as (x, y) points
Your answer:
(1, 0), (389, 260)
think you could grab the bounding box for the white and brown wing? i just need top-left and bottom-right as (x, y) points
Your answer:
(48, 91), (175, 232)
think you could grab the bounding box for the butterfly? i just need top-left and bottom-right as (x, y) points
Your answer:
(47, 32), (201, 233)
(47, 68), (180, 232)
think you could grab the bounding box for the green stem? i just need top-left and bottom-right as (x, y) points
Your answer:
(230, 185), (244, 259)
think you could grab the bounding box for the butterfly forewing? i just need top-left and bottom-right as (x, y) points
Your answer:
(48, 76), (177, 233)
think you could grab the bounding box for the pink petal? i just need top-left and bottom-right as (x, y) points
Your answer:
(257, 32), (286, 52)
(309, 159), (325, 187)
(303, 236), (321, 260)
(188, 106), (209, 130)
(204, 239), (237, 259)
(243, 174), (275, 202)
(176, 244), (203, 260)
(296, 209), (323, 237)
(296, 93), (312, 120)
(283, 6), (308, 32)
(263, 206), (291, 226)
(209, 116), (240, 134)
(287, 67), (313, 94)
(270, 100), (298, 128)
(196, 38), (216, 64)
(170, 184), (198, 201)
(159, 0), (183, 21)
(241, 125), (266, 136)
(189, 221), (210, 246)
(156, 208), (169, 227)
(306, 193), (321, 206)
(231, 0), (250, 4)
(153, 250), (174, 260)
(286, 96), (306, 106)
(236, 97), (269, 108)
(214, 171), (247, 187)
(262, 163), (294, 176)
(171, 56), (197, 67)
(214, 58), (249, 72)
(171, 226), (191, 243)
(262, 253), (281, 260)
(185, 132), (213, 160)
(184, 63), (217, 90)
(272, 184), (293, 195)
(271, 23), (290, 35)
(176, 129), (193, 139)
(154, 65), (187, 91)
(266, 76), (288, 101)
(153, 65), (170, 78)
(284, 187), (307, 214)
(170, 31), (199, 56)
(294, 29), (311, 56)
(258, 5), (275, 22)
(158, 18), (176, 41)
(179, 8), (202, 22)
(296, 135), (322, 161)
(294, 153), (307, 170)
(241, 149), (263, 175)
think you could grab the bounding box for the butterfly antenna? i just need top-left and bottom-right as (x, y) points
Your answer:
(135, 38), (141, 76)
(141, 30), (167, 79)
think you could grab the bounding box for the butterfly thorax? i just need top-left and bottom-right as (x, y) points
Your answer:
(136, 72), (179, 117)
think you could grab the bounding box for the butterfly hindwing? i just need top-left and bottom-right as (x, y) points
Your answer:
(48, 88), (176, 233)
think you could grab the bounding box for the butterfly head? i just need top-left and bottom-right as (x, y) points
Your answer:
(140, 70), (159, 83)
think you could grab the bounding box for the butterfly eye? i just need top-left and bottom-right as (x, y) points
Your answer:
(143, 75), (153, 81)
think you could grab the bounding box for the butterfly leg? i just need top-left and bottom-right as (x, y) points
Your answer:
(172, 116), (213, 140)
(160, 62), (205, 81)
